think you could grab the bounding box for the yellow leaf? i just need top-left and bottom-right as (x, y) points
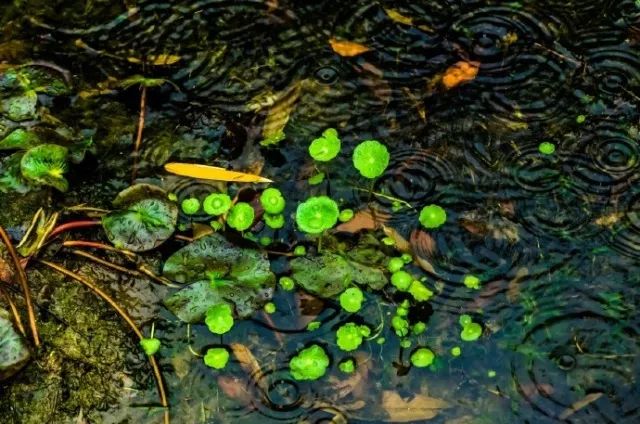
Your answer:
(127, 54), (181, 66)
(384, 8), (413, 26)
(164, 163), (272, 183)
(381, 391), (448, 422)
(329, 38), (371, 57)
(442, 61), (480, 89)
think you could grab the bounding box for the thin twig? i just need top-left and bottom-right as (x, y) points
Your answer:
(0, 287), (27, 336)
(132, 85), (147, 180)
(62, 240), (138, 261)
(48, 220), (101, 240)
(38, 260), (170, 424)
(69, 249), (143, 278)
(0, 225), (40, 347)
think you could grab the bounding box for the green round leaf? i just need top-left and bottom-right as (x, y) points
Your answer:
(309, 128), (341, 161)
(260, 188), (286, 214)
(295, 196), (339, 234)
(204, 347), (230, 369)
(352, 139), (389, 179)
(203, 193), (231, 216)
(205, 304), (234, 334)
(418, 204), (447, 229)
(339, 287), (364, 313)
(410, 347), (435, 368)
(289, 344), (329, 381)
(227, 202), (255, 231)
(140, 337), (161, 356)
(20, 144), (69, 192)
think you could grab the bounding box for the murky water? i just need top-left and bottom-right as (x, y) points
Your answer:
(1, 1), (639, 423)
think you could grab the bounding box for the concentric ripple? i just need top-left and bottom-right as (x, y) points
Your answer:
(603, 193), (640, 259)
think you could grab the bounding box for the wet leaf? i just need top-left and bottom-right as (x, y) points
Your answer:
(291, 253), (352, 297)
(229, 343), (269, 393)
(594, 211), (624, 227)
(381, 391), (448, 422)
(441, 61), (480, 89)
(164, 162), (272, 183)
(384, 8), (413, 26)
(1, 90), (37, 121)
(20, 144), (69, 192)
(334, 209), (388, 233)
(329, 39), (371, 57)
(0, 128), (41, 151)
(260, 80), (304, 144)
(127, 54), (181, 66)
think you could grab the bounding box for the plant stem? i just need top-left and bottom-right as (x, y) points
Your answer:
(132, 84), (147, 180)
(38, 259), (170, 424)
(48, 220), (101, 240)
(0, 287), (26, 336)
(0, 225), (40, 347)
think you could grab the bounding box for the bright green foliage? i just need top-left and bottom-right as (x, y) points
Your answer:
(419, 204), (447, 229)
(339, 287), (364, 313)
(459, 314), (472, 327)
(0, 128), (41, 150)
(461, 322), (482, 341)
(264, 302), (276, 314)
(408, 280), (434, 302)
(339, 358), (355, 373)
(338, 209), (354, 222)
(264, 213), (285, 229)
(260, 188), (286, 214)
(309, 128), (341, 161)
(289, 344), (329, 380)
(279, 276), (295, 291)
(401, 253), (413, 264)
(576, 114), (586, 124)
(352, 139), (390, 178)
(205, 304), (234, 334)
(259, 236), (272, 246)
(381, 236), (395, 246)
(538, 141), (556, 155)
(400, 339), (412, 348)
(20, 144), (69, 192)
(463, 274), (481, 290)
(387, 257), (405, 273)
(308, 172), (325, 185)
(307, 321), (321, 331)
(168, 193), (178, 202)
(376, 337), (386, 344)
(203, 347), (229, 369)
(410, 348), (435, 368)
(391, 271), (412, 291)
(487, 370), (496, 378)
(412, 322), (426, 335)
(227, 202), (255, 231)
(336, 323), (369, 351)
(139, 338), (161, 356)
(451, 346), (462, 357)
(203, 193), (231, 216)
(392, 315), (409, 337)
(181, 197), (200, 215)
(396, 305), (409, 317)
(293, 245), (306, 256)
(295, 196), (339, 234)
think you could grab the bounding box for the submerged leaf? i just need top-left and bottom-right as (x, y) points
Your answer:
(441, 61), (480, 89)
(329, 39), (371, 57)
(384, 8), (414, 26)
(1, 90), (37, 121)
(0, 128), (41, 151)
(20, 144), (69, 192)
(164, 162), (272, 183)
(381, 391), (448, 422)
(127, 54), (181, 66)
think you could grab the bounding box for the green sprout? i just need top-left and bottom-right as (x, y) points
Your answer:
(181, 197), (200, 215)
(392, 315), (409, 337)
(308, 172), (325, 185)
(260, 188), (286, 214)
(410, 347), (435, 368)
(576, 114), (586, 124)
(140, 338), (161, 356)
(289, 344), (330, 380)
(205, 304), (234, 335)
(412, 322), (426, 335)
(203, 347), (230, 369)
(336, 323), (370, 352)
(538, 142), (556, 155)
(339, 287), (364, 313)
(400, 338), (412, 348)
(339, 358), (355, 373)
(279, 276), (295, 291)
(227, 202), (255, 231)
(487, 370), (497, 378)
(381, 236), (395, 246)
(408, 280), (434, 302)
(338, 209), (354, 222)
(459, 314), (482, 342)
(387, 257), (405, 273)
(295, 196), (339, 234)
(264, 213), (285, 229)
(391, 270), (413, 291)
(293, 245), (306, 256)
(463, 274), (481, 290)
(401, 253), (412, 264)
(451, 346), (462, 357)
(352, 139), (390, 179)
(203, 193), (231, 216)
(307, 321), (321, 331)
(264, 302), (276, 314)
(419, 204), (447, 229)
(259, 236), (272, 246)
(309, 128), (341, 161)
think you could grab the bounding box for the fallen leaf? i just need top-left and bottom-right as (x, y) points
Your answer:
(594, 211), (624, 227)
(330, 38), (371, 57)
(217, 375), (253, 405)
(506, 267), (529, 303)
(164, 163), (272, 183)
(127, 54), (181, 66)
(329, 352), (371, 399)
(382, 225), (410, 252)
(334, 209), (389, 233)
(558, 392), (603, 420)
(381, 390), (448, 422)
(442, 61), (480, 89)
(229, 343), (268, 393)
(0, 256), (13, 283)
(384, 8), (413, 26)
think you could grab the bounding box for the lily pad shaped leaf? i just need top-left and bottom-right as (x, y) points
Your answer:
(291, 253), (352, 297)
(163, 233), (275, 322)
(20, 144), (69, 192)
(102, 184), (178, 252)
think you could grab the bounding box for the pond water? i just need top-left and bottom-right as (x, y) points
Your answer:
(1, 1), (639, 423)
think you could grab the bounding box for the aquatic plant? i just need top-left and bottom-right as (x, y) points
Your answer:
(205, 304), (234, 335)
(339, 287), (364, 313)
(264, 302), (276, 314)
(410, 348), (435, 368)
(418, 204), (447, 229)
(392, 315), (409, 337)
(336, 323), (370, 351)
(408, 280), (434, 302)
(279, 276), (295, 291)
(203, 347), (229, 370)
(226, 202), (255, 231)
(391, 270), (412, 291)
(260, 187), (286, 214)
(352, 140), (390, 179)
(412, 322), (426, 335)
(451, 346), (462, 357)
(309, 128), (341, 161)
(20, 144), (69, 192)
(339, 358), (355, 373)
(538, 141), (556, 155)
(459, 314), (482, 342)
(140, 337), (161, 356)
(203, 193), (231, 216)
(338, 209), (354, 222)
(293, 245), (306, 256)
(463, 274), (481, 290)
(264, 213), (285, 229)
(181, 197), (200, 215)
(387, 257), (405, 273)
(295, 196), (339, 234)
(289, 344), (329, 380)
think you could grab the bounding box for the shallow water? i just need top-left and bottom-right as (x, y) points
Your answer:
(1, 1), (639, 423)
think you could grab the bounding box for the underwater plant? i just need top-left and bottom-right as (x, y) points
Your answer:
(226, 202), (255, 231)
(463, 274), (481, 290)
(279, 276), (295, 291)
(140, 337), (161, 356)
(408, 280), (434, 302)
(459, 314), (482, 342)
(339, 287), (364, 313)
(181, 197), (200, 215)
(410, 347), (435, 368)
(309, 128), (341, 162)
(336, 323), (370, 351)
(263, 302), (276, 314)
(203, 193), (231, 216)
(289, 344), (329, 380)
(205, 304), (235, 335)
(339, 358), (355, 373)
(387, 257), (405, 273)
(20, 144), (69, 192)
(264, 213), (285, 229)
(203, 347), (230, 370)
(418, 204), (447, 229)
(538, 141), (556, 155)
(352, 139), (390, 179)
(391, 270), (413, 291)
(295, 196), (339, 234)
(338, 209), (354, 222)
(260, 187), (286, 214)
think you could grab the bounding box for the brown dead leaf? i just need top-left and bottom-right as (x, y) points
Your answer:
(217, 375), (253, 405)
(506, 267), (529, 303)
(382, 225), (410, 252)
(329, 38), (371, 57)
(335, 209), (389, 233)
(329, 352), (371, 399)
(442, 61), (480, 89)
(381, 390), (448, 422)
(229, 343), (268, 393)
(558, 392), (603, 420)
(262, 80), (304, 142)
(0, 256), (13, 283)
(594, 211), (624, 227)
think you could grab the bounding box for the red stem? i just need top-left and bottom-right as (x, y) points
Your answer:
(48, 220), (101, 240)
